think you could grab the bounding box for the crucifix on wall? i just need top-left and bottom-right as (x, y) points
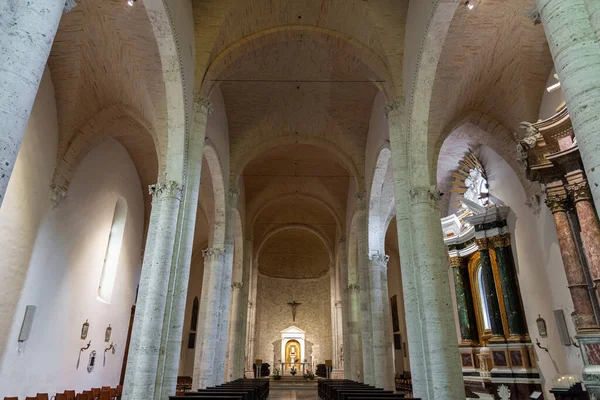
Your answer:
(287, 300), (301, 322)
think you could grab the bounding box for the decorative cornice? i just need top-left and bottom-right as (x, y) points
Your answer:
(347, 283), (360, 292)
(149, 181), (183, 200)
(193, 95), (212, 116)
(49, 183), (67, 208)
(475, 238), (489, 250)
(568, 181), (592, 203)
(384, 100), (402, 119)
(409, 186), (442, 207)
(202, 247), (225, 260)
(545, 194), (567, 213)
(489, 233), (511, 249)
(64, 0), (77, 13)
(231, 282), (244, 291)
(449, 257), (466, 268)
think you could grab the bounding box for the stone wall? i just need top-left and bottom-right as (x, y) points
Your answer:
(254, 273), (332, 369)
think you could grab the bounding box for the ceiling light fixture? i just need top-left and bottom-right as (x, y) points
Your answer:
(465, 1), (475, 10)
(127, 0), (135, 6)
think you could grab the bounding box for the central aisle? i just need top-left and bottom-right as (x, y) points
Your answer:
(268, 389), (318, 399)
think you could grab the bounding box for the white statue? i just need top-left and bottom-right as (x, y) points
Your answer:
(463, 169), (489, 207)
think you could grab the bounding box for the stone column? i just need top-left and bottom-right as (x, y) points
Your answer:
(193, 247), (225, 389)
(355, 192), (375, 384)
(226, 281), (244, 380)
(489, 234), (528, 340)
(536, 0), (600, 208)
(214, 188), (239, 384)
(369, 252), (390, 389)
(338, 237), (352, 379)
(408, 186), (465, 399)
(476, 238), (505, 341)
(379, 256), (395, 390)
(584, 0), (600, 40)
(0, 0), (75, 207)
(567, 171), (600, 303)
(545, 183), (599, 331)
(347, 283), (363, 381)
(236, 238), (253, 378)
(245, 262), (259, 377)
(122, 181), (182, 399)
(450, 257), (478, 346)
(156, 97), (211, 398)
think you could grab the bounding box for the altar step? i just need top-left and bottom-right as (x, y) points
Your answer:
(270, 377), (318, 390)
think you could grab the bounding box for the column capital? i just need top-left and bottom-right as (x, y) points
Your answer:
(384, 99), (403, 119)
(149, 181), (183, 200)
(566, 171), (592, 203)
(347, 283), (360, 292)
(231, 282), (244, 291)
(64, 0), (78, 13)
(193, 95), (213, 116)
(228, 187), (240, 201)
(49, 183), (67, 208)
(449, 257), (466, 268)
(489, 233), (511, 248)
(202, 247), (225, 261)
(368, 252), (389, 265)
(525, 4), (541, 25)
(475, 237), (490, 250)
(338, 235), (347, 243)
(409, 185), (442, 207)
(354, 191), (367, 210)
(545, 182), (569, 213)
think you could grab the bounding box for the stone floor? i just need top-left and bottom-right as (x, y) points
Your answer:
(268, 389), (319, 399)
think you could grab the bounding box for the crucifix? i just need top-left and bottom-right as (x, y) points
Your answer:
(287, 300), (301, 322)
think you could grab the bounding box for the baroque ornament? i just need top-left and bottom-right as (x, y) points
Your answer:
(515, 122), (540, 170)
(568, 181), (592, 203)
(498, 384), (511, 400)
(545, 194), (567, 214)
(451, 150), (490, 209)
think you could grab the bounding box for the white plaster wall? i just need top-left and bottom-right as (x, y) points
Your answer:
(0, 69), (58, 364)
(476, 145), (582, 395)
(0, 139), (144, 398)
(538, 68), (565, 121)
(254, 273), (332, 368)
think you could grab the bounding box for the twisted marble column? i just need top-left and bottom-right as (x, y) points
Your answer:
(123, 181), (182, 400)
(156, 97), (211, 398)
(193, 247), (226, 389)
(355, 192), (375, 384)
(0, 0), (74, 207)
(476, 238), (505, 341)
(545, 183), (598, 331)
(450, 257), (478, 346)
(536, 0), (600, 208)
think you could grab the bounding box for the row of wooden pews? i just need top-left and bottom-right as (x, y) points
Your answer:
(318, 379), (419, 400)
(170, 378), (269, 400)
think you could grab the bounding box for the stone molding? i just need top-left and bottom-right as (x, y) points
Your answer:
(409, 185), (442, 207)
(489, 233), (511, 248)
(64, 0), (77, 13)
(202, 247), (225, 260)
(231, 282), (244, 291)
(149, 181), (183, 200)
(193, 95), (213, 116)
(347, 283), (360, 292)
(449, 257), (466, 268)
(475, 238), (490, 250)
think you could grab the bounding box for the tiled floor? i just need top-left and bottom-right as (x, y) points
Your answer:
(268, 389), (319, 399)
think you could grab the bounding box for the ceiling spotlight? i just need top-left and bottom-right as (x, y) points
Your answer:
(127, 0), (135, 6)
(465, 1), (475, 9)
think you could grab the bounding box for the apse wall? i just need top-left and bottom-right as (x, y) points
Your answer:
(0, 138), (144, 398)
(254, 273), (332, 369)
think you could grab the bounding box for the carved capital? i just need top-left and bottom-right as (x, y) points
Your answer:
(368, 252), (390, 266)
(228, 187), (240, 202)
(545, 194), (568, 213)
(49, 183), (67, 208)
(64, 0), (77, 13)
(525, 5), (541, 25)
(489, 233), (511, 248)
(409, 186), (442, 207)
(449, 257), (466, 268)
(384, 100), (402, 119)
(568, 181), (592, 203)
(232, 282), (244, 291)
(193, 95), (212, 116)
(339, 235), (347, 243)
(202, 247), (225, 261)
(149, 181), (183, 200)
(475, 238), (490, 250)
(354, 191), (367, 211)
(347, 283), (360, 292)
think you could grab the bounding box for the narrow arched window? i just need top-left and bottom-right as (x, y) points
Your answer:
(191, 296), (199, 331)
(97, 198), (128, 304)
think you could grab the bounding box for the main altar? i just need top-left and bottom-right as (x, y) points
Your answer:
(280, 326), (308, 374)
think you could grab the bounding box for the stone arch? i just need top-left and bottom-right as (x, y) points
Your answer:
(143, 0), (187, 185)
(50, 105), (160, 211)
(255, 223), (334, 267)
(204, 139), (227, 246)
(405, 0), (461, 187)
(368, 145), (395, 251)
(232, 134), (363, 191)
(198, 26), (395, 100)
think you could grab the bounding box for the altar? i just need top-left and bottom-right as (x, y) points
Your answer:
(280, 326), (308, 372)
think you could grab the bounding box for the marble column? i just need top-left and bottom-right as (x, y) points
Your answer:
(122, 181), (182, 400)
(156, 97), (211, 398)
(0, 0), (75, 207)
(408, 186), (465, 399)
(369, 252), (390, 389)
(489, 234), (528, 340)
(450, 257), (478, 346)
(536, 0), (600, 208)
(214, 191), (239, 384)
(545, 183), (599, 332)
(355, 192), (375, 385)
(476, 238), (505, 341)
(193, 247), (225, 389)
(567, 171), (600, 304)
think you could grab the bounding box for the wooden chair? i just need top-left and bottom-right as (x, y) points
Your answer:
(64, 391), (75, 400)
(75, 394), (88, 400)
(91, 389), (100, 399)
(55, 394), (67, 400)
(25, 397), (37, 400)
(115, 386), (122, 400)
(37, 394), (49, 400)
(4, 397), (18, 400)
(98, 391), (110, 400)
